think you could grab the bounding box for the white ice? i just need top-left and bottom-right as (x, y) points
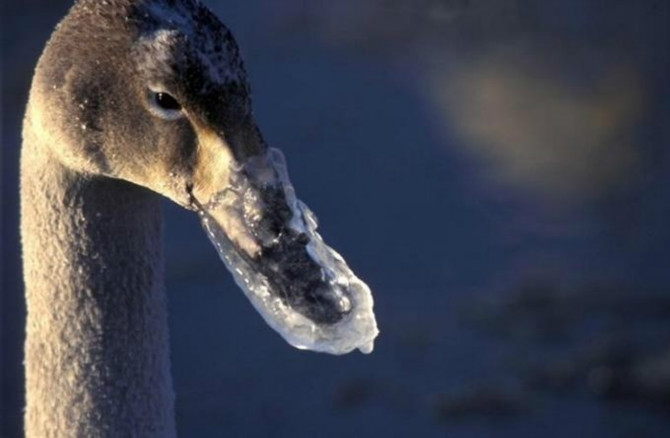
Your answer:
(198, 148), (379, 355)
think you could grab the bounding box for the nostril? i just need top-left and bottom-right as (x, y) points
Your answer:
(297, 233), (309, 245)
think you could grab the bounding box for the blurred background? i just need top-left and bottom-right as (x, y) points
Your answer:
(2, 0), (669, 436)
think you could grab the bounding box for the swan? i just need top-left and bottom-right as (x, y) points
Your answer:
(20, 0), (378, 436)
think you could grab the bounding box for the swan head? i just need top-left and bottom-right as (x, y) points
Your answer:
(28, 0), (378, 354)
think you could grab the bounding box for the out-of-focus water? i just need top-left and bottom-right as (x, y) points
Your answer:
(2, 1), (669, 437)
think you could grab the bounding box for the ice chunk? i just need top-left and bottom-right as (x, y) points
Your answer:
(197, 148), (379, 355)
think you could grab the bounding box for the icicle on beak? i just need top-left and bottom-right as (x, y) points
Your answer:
(189, 123), (378, 355)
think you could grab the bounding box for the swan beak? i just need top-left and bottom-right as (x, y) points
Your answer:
(189, 128), (378, 355)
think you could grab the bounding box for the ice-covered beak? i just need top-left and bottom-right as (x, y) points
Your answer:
(189, 128), (378, 355)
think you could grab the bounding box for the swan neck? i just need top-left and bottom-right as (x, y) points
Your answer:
(20, 142), (177, 437)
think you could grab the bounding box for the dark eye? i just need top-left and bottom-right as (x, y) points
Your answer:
(147, 90), (184, 120)
(154, 92), (181, 111)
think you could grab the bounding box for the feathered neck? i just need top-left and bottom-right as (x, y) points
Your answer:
(20, 125), (177, 437)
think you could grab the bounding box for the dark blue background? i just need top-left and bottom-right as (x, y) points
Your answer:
(3, 1), (669, 436)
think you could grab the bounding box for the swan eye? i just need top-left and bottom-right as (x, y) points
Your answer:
(155, 92), (181, 110)
(147, 90), (184, 120)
